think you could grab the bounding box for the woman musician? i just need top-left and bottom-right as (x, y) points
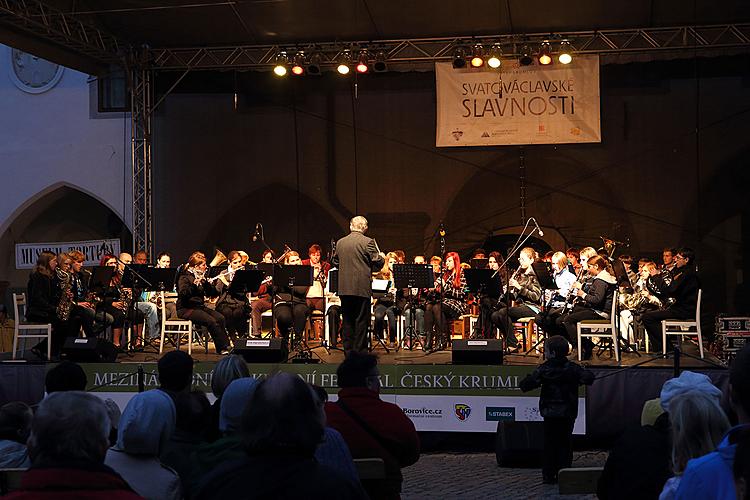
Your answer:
(25, 251), (65, 359)
(490, 247), (542, 351)
(474, 251), (507, 339)
(250, 249), (275, 337)
(424, 252), (467, 351)
(373, 252), (406, 348)
(176, 252), (231, 355)
(214, 250), (250, 344)
(271, 251), (310, 346)
(98, 254), (144, 349)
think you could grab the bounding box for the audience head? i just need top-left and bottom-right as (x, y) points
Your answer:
(219, 377), (259, 434)
(241, 372), (324, 457)
(28, 391), (110, 465)
(35, 251), (57, 276)
(0, 402), (33, 444)
(545, 336), (570, 360)
(158, 350), (194, 393)
(115, 389), (176, 456)
(734, 430), (750, 500)
(350, 216), (368, 233)
(174, 391), (212, 438)
(211, 354), (250, 398)
(337, 351), (380, 393)
(45, 361), (88, 393)
(730, 344), (750, 423)
(660, 371), (723, 412)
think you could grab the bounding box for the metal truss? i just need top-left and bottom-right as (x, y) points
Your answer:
(149, 23), (750, 71)
(0, 0), (123, 64)
(129, 55), (154, 256)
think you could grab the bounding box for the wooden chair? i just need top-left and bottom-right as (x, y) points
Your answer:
(159, 291), (193, 355)
(576, 290), (620, 362)
(662, 289), (704, 358)
(11, 293), (52, 360)
(515, 317), (537, 352)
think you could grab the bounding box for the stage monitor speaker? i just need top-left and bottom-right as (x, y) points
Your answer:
(451, 339), (503, 365)
(495, 421), (545, 467)
(61, 337), (117, 363)
(233, 338), (287, 363)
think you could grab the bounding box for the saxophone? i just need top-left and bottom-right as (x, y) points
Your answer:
(55, 268), (74, 321)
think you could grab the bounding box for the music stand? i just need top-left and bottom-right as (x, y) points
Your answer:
(230, 269), (264, 295)
(88, 266), (115, 295)
(524, 262), (555, 356)
(471, 258), (489, 270)
(464, 269), (501, 342)
(393, 264), (434, 351)
(272, 265), (316, 362)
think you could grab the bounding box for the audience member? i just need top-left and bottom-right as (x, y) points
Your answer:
(0, 402), (32, 468)
(311, 385), (360, 487)
(195, 372), (364, 499)
(105, 390), (181, 500)
(207, 355), (249, 441)
(7, 391), (141, 499)
(734, 429), (750, 500)
(158, 350), (194, 400)
(325, 352), (420, 499)
(676, 345), (750, 499)
(45, 360), (87, 393)
(520, 335), (595, 484)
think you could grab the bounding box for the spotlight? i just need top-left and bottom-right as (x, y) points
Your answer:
(452, 46), (467, 68)
(273, 51), (288, 76)
(470, 44), (484, 68)
(356, 50), (369, 73)
(558, 40), (572, 64)
(337, 50), (351, 75)
(538, 42), (552, 65)
(487, 44), (502, 69)
(291, 51), (305, 75)
(306, 52), (322, 75)
(373, 50), (387, 72)
(519, 45), (533, 66)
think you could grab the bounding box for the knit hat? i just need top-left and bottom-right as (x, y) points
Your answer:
(660, 370), (722, 412)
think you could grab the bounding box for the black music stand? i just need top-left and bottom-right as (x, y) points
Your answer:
(524, 262), (555, 356)
(393, 264), (434, 351)
(88, 266), (115, 295)
(273, 265), (317, 362)
(230, 270), (264, 295)
(464, 269), (501, 341)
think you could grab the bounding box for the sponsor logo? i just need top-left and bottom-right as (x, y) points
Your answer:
(486, 406), (516, 421)
(402, 407), (443, 419)
(454, 403), (472, 421)
(452, 129), (464, 141)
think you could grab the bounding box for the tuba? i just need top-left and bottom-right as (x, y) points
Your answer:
(209, 249), (227, 268)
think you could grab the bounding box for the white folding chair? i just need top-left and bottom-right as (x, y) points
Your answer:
(577, 290), (620, 362)
(159, 291), (193, 355)
(12, 293), (52, 360)
(662, 289), (703, 358)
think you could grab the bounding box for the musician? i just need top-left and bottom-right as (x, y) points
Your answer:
(424, 252), (467, 351)
(394, 250), (406, 264)
(272, 251), (310, 345)
(641, 248), (700, 352)
(661, 247), (676, 272)
(99, 254), (144, 349)
(302, 244), (330, 315)
(156, 252), (171, 268)
(429, 256), (442, 276)
(214, 251), (250, 343)
(121, 252), (159, 343)
(134, 250), (148, 265)
(561, 255), (617, 360)
(26, 251), (62, 358)
(403, 255), (429, 343)
(566, 247), (581, 275)
(535, 252), (577, 337)
(250, 249), (275, 337)
(373, 252), (404, 347)
(618, 255), (638, 285)
(619, 260), (662, 346)
(491, 247), (542, 350)
(67, 250), (99, 336)
(413, 255), (426, 264)
(176, 252), (231, 354)
(474, 251), (506, 339)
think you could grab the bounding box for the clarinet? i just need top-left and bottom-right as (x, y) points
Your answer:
(563, 267), (587, 311)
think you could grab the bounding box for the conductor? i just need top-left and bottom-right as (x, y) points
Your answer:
(332, 216), (385, 354)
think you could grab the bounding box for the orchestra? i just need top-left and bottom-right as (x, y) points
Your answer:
(19, 229), (701, 361)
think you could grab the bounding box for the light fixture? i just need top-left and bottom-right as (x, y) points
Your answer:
(487, 44), (502, 69)
(519, 45), (533, 66)
(452, 46), (467, 68)
(538, 42), (552, 65)
(291, 51), (305, 75)
(558, 40), (572, 64)
(373, 50), (387, 72)
(356, 50), (369, 73)
(470, 44), (484, 68)
(273, 51), (288, 76)
(306, 52), (322, 75)
(336, 50), (351, 75)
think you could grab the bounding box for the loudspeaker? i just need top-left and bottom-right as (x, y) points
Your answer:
(61, 337), (117, 363)
(495, 421), (545, 467)
(233, 338), (287, 363)
(451, 339), (503, 365)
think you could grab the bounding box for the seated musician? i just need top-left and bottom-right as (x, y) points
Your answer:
(272, 251), (310, 347)
(424, 252), (467, 351)
(474, 251), (506, 339)
(25, 251), (63, 358)
(67, 250), (99, 336)
(404, 255), (428, 344)
(560, 254), (617, 360)
(98, 254), (144, 349)
(130, 251), (160, 343)
(214, 251), (250, 344)
(534, 251), (576, 335)
(156, 252), (171, 268)
(491, 247), (542, 351)
(641, 248), (700, 352)
(394, 250), (406, 264)
(566, 247), (582, 275)
(302, 244), (330, 338)
(373, 252), (405, 348)
(176, 252), (231, 354)
(250, 249), (275, 337)
(619, 260), (662, 346)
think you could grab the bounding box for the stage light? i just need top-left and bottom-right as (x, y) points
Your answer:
(356, 50), (369, 73)
(470, 44), (484, 68)
(538, 42), (552, 65)
(273, 51), (288, 76)
(373, 50), (387, 72)
(306, 52), (322, 75)
(452, 46), (467, 68)
(558, 40), (572, 64)
(336, 50), (351, 75)
(519, 45), (533, 66)
(487, 44), (502, 69)
(291, 51), (305, 75)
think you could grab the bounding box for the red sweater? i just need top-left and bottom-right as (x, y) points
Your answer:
(7, 465), (143, 499)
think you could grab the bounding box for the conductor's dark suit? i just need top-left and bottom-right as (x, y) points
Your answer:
(332, 230), (385, 353)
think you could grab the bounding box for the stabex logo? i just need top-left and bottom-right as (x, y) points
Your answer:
(485, 407), (516, 422)
(454, 403), (472, 421)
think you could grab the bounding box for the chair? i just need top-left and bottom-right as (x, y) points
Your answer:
(0, 468), (26, 495)
(576, 290), (619, 362)
(662, 289), (703, 358)
(515, 317), (537, 351)
(558, 467), (604, 495)
(12, 293), (52, 360)
(305, 309), (325, 341)
(353, 458), (386, 480)
(159, 291), (193, 355)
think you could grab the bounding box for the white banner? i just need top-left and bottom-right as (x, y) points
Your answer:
(15, 239), (121, 269)
(435, 56), (601, 146)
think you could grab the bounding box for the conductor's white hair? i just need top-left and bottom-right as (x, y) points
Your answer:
(350, 216), (368, 233)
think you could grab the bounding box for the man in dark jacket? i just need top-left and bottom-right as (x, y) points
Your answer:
(520, 335), (595, 484)
(332, 216), (385, 353)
